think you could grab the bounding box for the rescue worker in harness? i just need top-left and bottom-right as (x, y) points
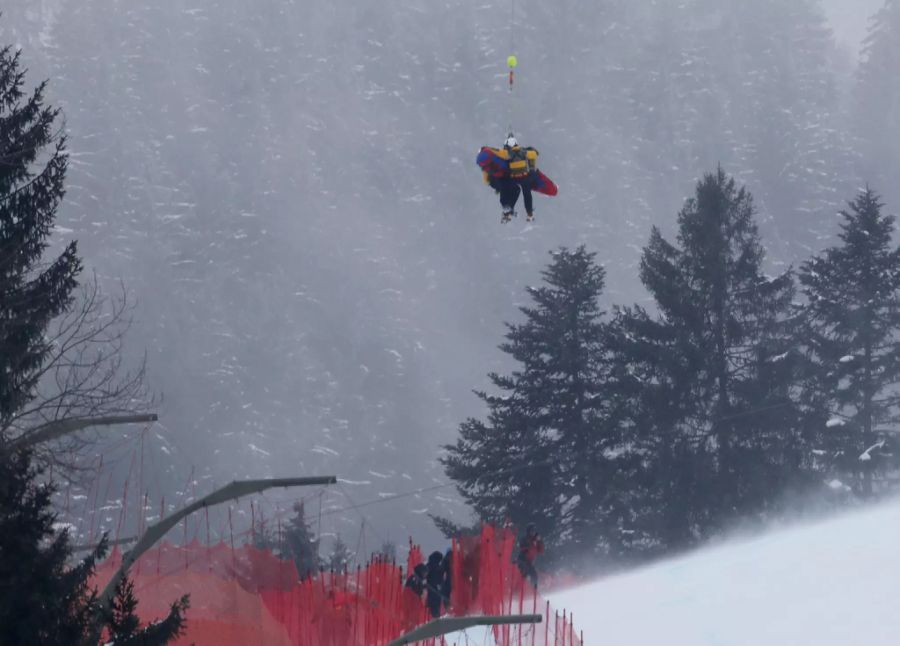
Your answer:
(477, 134), (556, 224)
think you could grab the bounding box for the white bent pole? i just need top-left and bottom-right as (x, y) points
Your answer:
(9, 413), (159, 450)
(387, 613), (542, 646)
(92, 475), (337, 638)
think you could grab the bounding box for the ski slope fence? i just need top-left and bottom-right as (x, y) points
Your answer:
(92, 524), (582, 645)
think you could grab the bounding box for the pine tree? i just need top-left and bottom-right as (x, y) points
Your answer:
(856, 1), (900, 206)
(0, 45), (81, 430)
(429, 514), (480, 541)
(374, 541), (397, 563)
(0, 40), (93, 645)
(251, 508), (278, 552)
(443, 246), (638, 559)
(0, 448), (189, 644)
(725, 0), (848, 254)
(620, 169), (802, 546)
(623, 0), (849, 259)
(0, 41), (185, 644)
(327, 534), (353, 572)
(106, 578), (189, 646)
(730, 0), (845, 232)
(282, 502), (320, 579)
(798, 188), (900, 496)
(0, 449), (102, 643)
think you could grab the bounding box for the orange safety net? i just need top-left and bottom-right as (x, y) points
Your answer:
(91, 525), (583, 645)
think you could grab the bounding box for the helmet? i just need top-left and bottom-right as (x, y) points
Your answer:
(504, 135), (518, 149)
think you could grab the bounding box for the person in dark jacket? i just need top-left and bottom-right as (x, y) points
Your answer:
(405, 563), (427, 597)
(441, 548), (453, 612)
(402, 563), (428, 629)
(425, 550), (445, 618)
(516, 523), (544, 589)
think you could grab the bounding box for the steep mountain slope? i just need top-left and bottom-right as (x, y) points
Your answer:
(551, 498), (900, 645)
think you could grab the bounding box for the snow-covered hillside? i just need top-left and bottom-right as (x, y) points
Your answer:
(551, 500), (900, 645)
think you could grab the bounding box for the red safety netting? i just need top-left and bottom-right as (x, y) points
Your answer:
(91, 525), (583, 645)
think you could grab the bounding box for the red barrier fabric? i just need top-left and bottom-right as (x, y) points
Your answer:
(91, 525), (582, 645)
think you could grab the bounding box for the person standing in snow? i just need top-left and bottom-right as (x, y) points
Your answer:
(425, 550), (445, 618)
(405, 563), (427, 597)
(516, 523), (544, 589)
(441, 547), (453, 613)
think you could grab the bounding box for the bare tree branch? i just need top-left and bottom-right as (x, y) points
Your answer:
(0, 273), (153, 470)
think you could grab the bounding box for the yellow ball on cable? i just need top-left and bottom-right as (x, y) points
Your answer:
(507, 55), (518, 69)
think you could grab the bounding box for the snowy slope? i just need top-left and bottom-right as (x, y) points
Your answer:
(550, 500), (900, 645)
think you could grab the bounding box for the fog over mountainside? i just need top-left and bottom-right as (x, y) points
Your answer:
(2, 1), (897, 551)
(823, 0), (883, 51)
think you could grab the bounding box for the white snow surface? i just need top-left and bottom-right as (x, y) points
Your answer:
(549, 499), (900, 645)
